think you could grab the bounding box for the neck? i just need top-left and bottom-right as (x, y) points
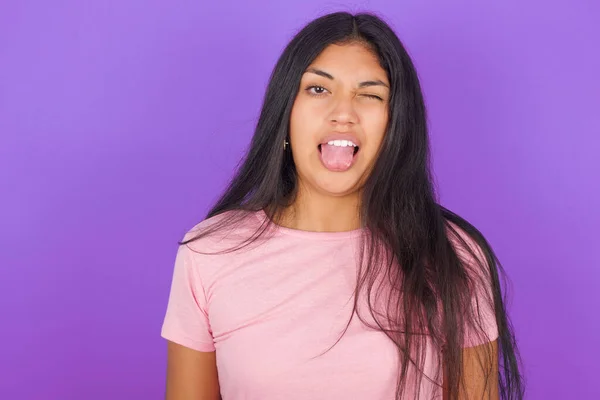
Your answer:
(278, 188), (362, 233)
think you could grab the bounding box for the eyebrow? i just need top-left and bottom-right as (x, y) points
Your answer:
(305, 67), (390, 89)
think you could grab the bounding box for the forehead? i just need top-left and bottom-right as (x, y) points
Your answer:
(305, 43), (388, 83)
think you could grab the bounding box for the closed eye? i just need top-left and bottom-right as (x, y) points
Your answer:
(362, 94), (383, 101)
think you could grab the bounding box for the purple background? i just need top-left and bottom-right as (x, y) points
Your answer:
(1, 1), (598, 398)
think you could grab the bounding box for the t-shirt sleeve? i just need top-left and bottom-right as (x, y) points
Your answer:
(161, 242), (216, 352)
(453, 228), (500, 348)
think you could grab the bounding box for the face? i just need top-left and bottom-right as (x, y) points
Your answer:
(289, 42), (390, 198)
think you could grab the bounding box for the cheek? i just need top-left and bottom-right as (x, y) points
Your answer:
(289, 100), (322, 147)
(362, 108), (388, 148)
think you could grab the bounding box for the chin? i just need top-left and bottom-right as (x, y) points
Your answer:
(313, 174), (361, 197)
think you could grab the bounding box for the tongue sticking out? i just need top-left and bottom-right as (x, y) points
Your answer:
(320, 144), (356, 171)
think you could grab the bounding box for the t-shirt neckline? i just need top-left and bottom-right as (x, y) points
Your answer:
(255, 209), (365, 240)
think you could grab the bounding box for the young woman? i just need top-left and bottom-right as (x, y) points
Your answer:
(161, 11), (524, 400)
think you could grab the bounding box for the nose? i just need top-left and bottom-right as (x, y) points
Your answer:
(328, 96), (358, 127)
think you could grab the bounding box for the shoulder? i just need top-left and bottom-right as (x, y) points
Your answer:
(443, 215), (489, 258)
(443, 217), (495, 284)
(181, 209), (264, 254)
(445, 220), (481, 254)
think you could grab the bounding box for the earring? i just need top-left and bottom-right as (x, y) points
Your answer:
(283, 140), (289, 150)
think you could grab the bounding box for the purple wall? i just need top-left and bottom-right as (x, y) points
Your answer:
(1, 1), (598, 398)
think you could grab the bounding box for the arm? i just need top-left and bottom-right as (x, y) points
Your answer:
(165, 341), (221, 400)
(443, 340), (499, 400)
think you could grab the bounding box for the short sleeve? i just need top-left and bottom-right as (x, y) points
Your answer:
(452, 226), (499, 348)
(160, 242), (216, 352)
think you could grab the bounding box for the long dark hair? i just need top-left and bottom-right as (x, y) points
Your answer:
(183, 11), (524, 399)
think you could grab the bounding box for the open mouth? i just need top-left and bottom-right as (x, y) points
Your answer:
(317, 142), (360, 172)
(318, 144), (360, 155)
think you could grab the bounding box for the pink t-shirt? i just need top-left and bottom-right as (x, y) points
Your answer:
(161, 210), (498, 399)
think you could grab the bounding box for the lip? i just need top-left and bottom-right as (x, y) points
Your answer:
(318, 133), (362, 148)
